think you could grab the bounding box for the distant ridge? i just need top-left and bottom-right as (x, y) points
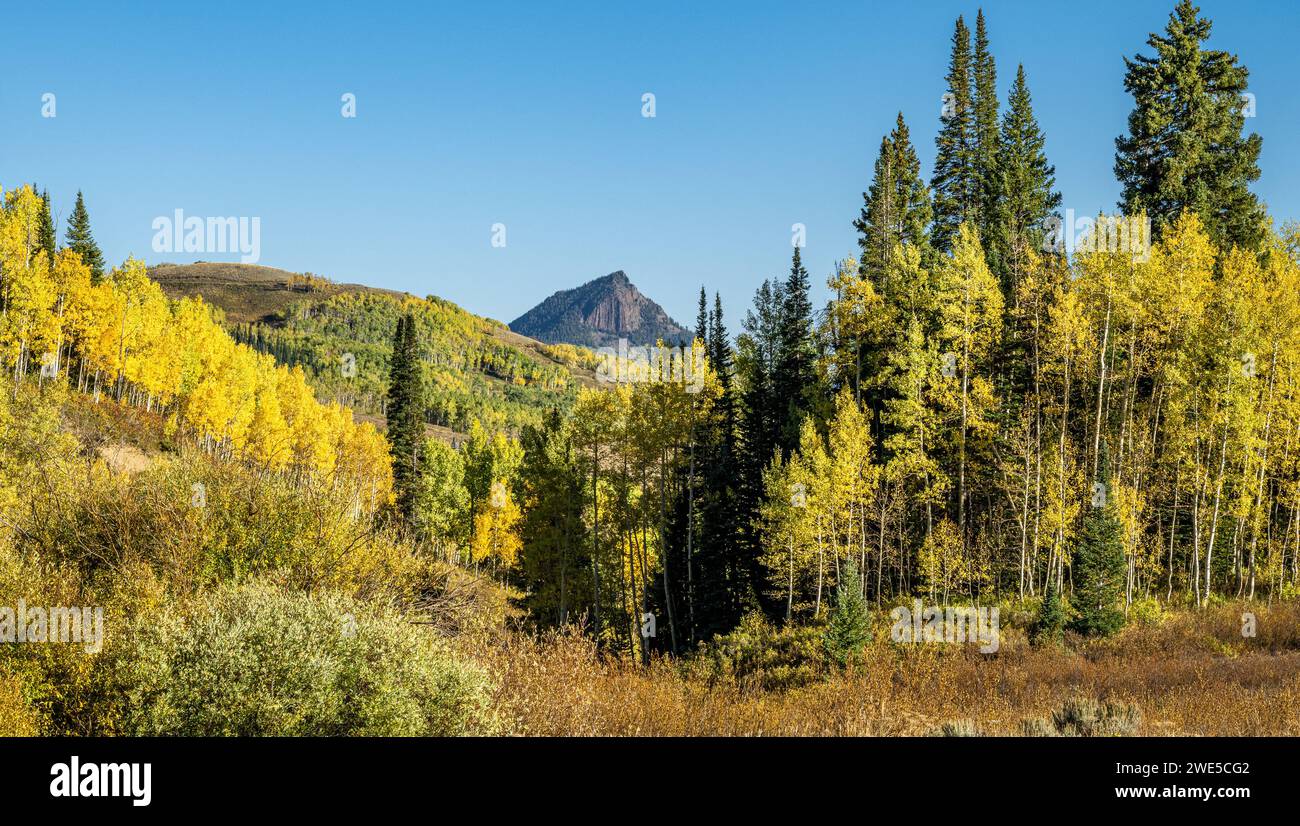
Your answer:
(509, 271), (692, 349)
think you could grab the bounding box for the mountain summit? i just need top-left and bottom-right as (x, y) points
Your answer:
(509, 271), (691, 349)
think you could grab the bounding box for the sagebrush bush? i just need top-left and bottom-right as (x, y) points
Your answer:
(933, 719), (981, 737)
(98, 580), (495, 736)
(1026, 696), (1142, 737)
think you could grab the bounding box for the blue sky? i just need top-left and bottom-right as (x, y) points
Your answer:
(3, 0), (1297, 329)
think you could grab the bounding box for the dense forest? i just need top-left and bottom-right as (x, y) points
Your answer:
(2, 1), (1297, 737)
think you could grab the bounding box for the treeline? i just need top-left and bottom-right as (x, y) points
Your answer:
(381, 2), (1295, 660)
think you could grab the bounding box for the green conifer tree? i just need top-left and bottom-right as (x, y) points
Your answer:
(1030, 578), (1065, 646)
(37, 188), (57, 268)
(1115, 0), (1264, 249)
(992, 64), (1060, 292)
(856, 112), (932, 297)
(386, 312), (425, 522)
(774, 246), (816, 452)
(823, 558), (871, 668)
(1070, 443), (1126, 637)
(931, 16), (976, 253)
(65, 190), (105, 282)
(972, 10), (1001, 255)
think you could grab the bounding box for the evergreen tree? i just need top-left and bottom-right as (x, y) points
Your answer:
(992, 64), (1060, 293)
(855, 113), (932, 297)
(1115, 0), (1264, 249)
(36, 188), (57, 267)
(1030, 578), (1065, 646)
(695, 286), (709, 343)
(386, 312), (425, 522)
(972, 10), (1001, 254)
(1070, 443), (1126, 637)
(823, 558), (871, 667)
(774, 246), (817, 451)
(517, 409), (590, 627)
(696, 291), (743, 638)
(931, 16), (976, 253)
(710, 292), (731, 387)
(734, 279), (785, 621)
(65, 191), (105, 282)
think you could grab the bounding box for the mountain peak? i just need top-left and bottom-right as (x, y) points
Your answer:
(596, 270), (630, 287)
(510, 271), (690, 349)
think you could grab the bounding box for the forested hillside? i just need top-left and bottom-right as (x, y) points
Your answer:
(152, 262), (600, 435)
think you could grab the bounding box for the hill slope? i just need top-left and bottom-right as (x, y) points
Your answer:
(150, 262), (597, 436)
(509, 271), (691, 348)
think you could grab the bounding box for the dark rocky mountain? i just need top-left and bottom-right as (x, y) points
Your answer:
(509, 271), (692, 349)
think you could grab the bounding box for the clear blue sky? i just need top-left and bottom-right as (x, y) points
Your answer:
(3, 0), (1297, 329)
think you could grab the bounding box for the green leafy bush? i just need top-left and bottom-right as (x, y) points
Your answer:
(99, 580), (494, 735)
(697, 613), (826, 692)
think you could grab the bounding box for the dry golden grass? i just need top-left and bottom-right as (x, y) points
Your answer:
(470, 602), (1300, 736)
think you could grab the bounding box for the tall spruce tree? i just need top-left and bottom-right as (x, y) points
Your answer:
(386, 312), (425, 522)
(671, 289), (745, 639)
(855, 112), (932, 297)
(993, 65), (1060, 286)
(65, 191), (105, 282)
(695, 286), (709, 343)
(37, 188), (57, 267)
(774, 246), (817, 452)
(931, 16), (976, 253)
(1115, 0), (1264, 249)
(972, 10), (1001, 255)
(735, 280), (785, 621)
(1070, 443), (1127, 637)
(710, 292), (731, 388)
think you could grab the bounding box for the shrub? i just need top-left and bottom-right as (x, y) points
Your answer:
(0, 667), (38, 736)
(933, 719), (981, 737)
(1019, 717), (1058, 737)
(98, 580), (494, 735)
(1128, 596), (1166, 627)
(698, 612), (826, 692)
(1022, 696), (1142, 737)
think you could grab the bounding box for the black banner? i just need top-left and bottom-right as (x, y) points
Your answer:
(2, 737), (1285, 814)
